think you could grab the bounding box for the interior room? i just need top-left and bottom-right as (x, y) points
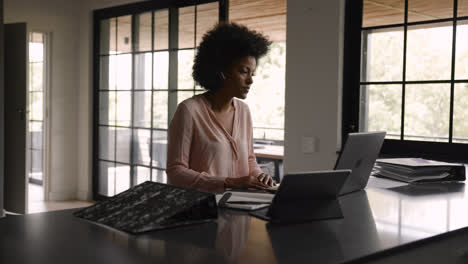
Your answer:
(1, 0), (344, 211)
(2, 0), (468, 263)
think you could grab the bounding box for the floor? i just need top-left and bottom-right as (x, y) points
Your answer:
(28, 183), (94, 214)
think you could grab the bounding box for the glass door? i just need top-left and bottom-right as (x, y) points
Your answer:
(27, 32), (46, 201)
(96, 1), (221, 198)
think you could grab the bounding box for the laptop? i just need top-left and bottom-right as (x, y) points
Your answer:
(334, 131), (386, 195)
(250, 170), (351, 223)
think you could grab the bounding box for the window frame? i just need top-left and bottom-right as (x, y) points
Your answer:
(92, 0), (227, 200)
(343, 0), (468, 163)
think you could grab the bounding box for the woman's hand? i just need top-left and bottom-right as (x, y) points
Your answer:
(257, 173), (276, 187)
(224, 174), (276, 189)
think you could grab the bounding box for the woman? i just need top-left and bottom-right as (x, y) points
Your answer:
(166, 22), (275, 193)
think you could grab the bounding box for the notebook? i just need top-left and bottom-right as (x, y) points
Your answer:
(216, 191), (274, 211)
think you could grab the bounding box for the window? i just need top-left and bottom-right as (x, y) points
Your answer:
(343, 0), (468, 161)
(230, 0), (286, 142)
(93, 0), (287, 199)
(94, 1), (224, 198)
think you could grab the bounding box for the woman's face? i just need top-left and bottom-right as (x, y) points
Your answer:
(221, 56), (256, 100)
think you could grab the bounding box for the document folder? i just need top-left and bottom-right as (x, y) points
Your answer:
(74, 181), (218, 234)
(373, 158), (466, 183)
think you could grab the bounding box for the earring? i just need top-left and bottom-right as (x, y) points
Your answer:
(220, 72), (226, 80)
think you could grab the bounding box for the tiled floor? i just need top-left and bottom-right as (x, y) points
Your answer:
(28, 183), (94, 214)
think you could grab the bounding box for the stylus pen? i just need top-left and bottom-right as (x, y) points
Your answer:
(226, 201), (271, 205)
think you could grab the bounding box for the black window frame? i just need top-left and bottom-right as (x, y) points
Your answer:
(343, 0), (468, 163)
(92, 0), (228, 200)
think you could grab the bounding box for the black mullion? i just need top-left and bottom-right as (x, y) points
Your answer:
(92, 11), (101, 200)
(98, 159), (134, 167)
(360, 29), (369, 131)
(100, 50), (163, 56)
(361, 80), (468, 85)
(149, 10), (155, 182)
(113, 17), (118, 195)
(100, 89), (133, 92)
(130, 14), (137, 187)
(168, 7), (179, 122)
(342, 0), (362, 140)
(401, 0), (408, 141)
(98, 158), (166, 171)
(98, 159), (167, 172)
(449, 0), (458, 143)
(362, 23), (405, 31)
(29, 147), (43, 151)
(362, 17), (455, 31)
(406, 17), (454, 27)
(99, 88), (206, 92)
(99, 124), (163, 131)
(99, 89), (171, 92)
(361, 80), (453, 85)
(174, 47), (197, 52)
(219, 0), (228, 22)
(99, 47), (198, 56)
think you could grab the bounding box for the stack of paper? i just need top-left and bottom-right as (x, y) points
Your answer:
(372, 158), (466, 183)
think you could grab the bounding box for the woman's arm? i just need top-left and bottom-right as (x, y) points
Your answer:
(166, 103), (225, 193)
(245, 106), (275, 187)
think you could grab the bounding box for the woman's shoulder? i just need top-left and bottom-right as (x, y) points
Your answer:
(233, 98), (251, 113)
(178, 94), (205, 111)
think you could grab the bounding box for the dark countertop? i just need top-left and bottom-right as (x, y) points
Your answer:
(1, 178), (468, 264)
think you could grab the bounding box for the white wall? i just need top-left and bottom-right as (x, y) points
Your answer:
(283, 0), (345, 173)
(4, 0), (80, 200)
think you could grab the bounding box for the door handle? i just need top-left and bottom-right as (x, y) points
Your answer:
(17, 108), (25, 120)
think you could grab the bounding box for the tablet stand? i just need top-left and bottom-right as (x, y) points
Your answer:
(267, 199), (343, 224)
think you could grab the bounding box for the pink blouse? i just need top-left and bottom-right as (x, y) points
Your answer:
(166, 94), (263, 193)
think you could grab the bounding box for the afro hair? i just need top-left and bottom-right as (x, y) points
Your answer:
(192, 22), (272, 91)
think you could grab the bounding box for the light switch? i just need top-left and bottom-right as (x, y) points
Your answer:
(302, 136), (317, 153)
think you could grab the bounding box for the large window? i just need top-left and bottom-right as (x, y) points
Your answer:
(93, 0), (287, 199)
(343, 0), (468, 161)
(94, 1), (223, 198)
(230, 0), (286, 142)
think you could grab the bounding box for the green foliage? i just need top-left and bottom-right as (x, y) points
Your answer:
(246, 42), (286, 140)
(364, 24), (468, 142)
